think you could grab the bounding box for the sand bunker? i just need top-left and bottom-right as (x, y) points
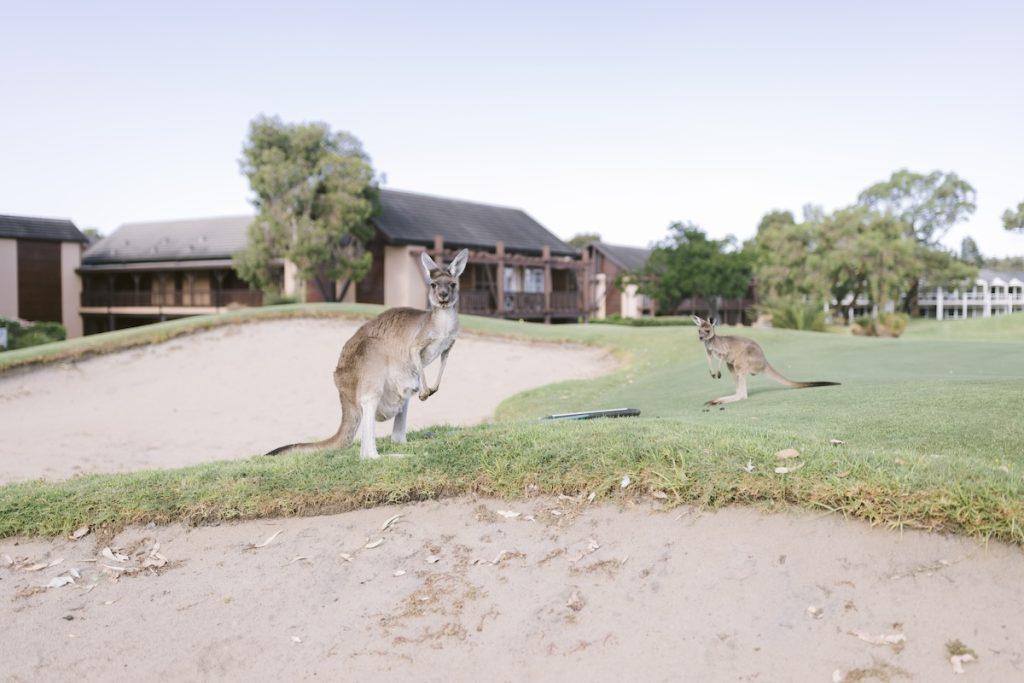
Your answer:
(2, 498), (1021, 680)
(0, 318), (610, 482)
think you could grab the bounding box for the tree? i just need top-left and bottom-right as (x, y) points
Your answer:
(1003, 201), (1024, 232)
(635, 222), (752, 319)
(748, 210), (828, 303)
(857, 169), (976, 311)
(857, 169), (977, 246)
(235, 115), (378, 301)
(567, 232), (601, 248)
(960, 236), (983, 266)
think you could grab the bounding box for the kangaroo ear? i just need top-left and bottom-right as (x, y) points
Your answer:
(691, 315), (703, 325)
(420, 251), (439, 281)
(710, 317), (719, 327)
(448, 248), (469, 278)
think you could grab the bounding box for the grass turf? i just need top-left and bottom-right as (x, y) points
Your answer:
(1, 306), (1022, 542)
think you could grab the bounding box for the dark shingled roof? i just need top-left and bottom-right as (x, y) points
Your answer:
(374, 189), (575, 256)
(83, 215), (252, 264)
(0, 214), (87, 243)
(591, 242), (652, 272)
(83, 189), (575, 265)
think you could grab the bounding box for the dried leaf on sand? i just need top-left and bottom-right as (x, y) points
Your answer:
(69, 526), (90, 541)
(102, 547), (130, 562)
(380, 514), (403, 531)
(495, 510), (521, 519)
(249, 531), (282, 550)
(364, 538), (384, 549)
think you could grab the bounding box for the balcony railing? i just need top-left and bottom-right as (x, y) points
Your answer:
(82, 289), (263, 308)
(458, 289), (580, 318)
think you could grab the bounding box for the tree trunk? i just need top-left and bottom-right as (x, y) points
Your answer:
(314, 275), (336, 302)
(338, 278), (353, 303)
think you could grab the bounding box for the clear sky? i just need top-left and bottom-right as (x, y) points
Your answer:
(3, 1), (1022, 256)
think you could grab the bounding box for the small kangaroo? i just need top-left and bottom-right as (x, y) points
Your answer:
(267, 248), (469, 459)
(693, 315), (839, 405)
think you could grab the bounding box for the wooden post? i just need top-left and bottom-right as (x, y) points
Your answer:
(542, 246), (552, 324)
(433, 235), (444, 265)
(580, 249), (591, 323)
(495, 241), (505, 318)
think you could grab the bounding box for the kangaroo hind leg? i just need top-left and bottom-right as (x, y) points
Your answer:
(707, 373), (748, 406)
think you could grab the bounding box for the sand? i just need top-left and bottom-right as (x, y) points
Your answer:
(1, 497), (1021, 681)
(0, 318), (610, 483)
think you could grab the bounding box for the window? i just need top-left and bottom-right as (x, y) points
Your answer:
(524, 267), (544, 293)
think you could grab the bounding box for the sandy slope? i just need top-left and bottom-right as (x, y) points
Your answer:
(1, 498), (1021, 681)
(0, 318), (610, 482)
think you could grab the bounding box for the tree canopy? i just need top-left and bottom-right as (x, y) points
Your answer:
(1003, 201), (1024, 233)
(567, 232), (601, 248)
(857, 169), (976, 246)
(960, 237), (983, 266)
(235, 115), (378, 301)
(635, 222), (752, 318)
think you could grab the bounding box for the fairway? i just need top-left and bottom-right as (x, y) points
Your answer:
(1, 306), (1022, 543)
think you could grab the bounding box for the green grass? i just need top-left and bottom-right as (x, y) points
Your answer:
(905, 311), (1024, 341)
(2, 307), (1023, 543)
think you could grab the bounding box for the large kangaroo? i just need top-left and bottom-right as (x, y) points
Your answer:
(267, 248), (469, 459)
(693, 315), (839, 405)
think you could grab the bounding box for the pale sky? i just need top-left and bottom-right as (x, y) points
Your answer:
(2, 1), (1022, 256)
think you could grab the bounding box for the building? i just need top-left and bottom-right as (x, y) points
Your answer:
(586, 242), (654, 319)
(918, 269), (1024, 320)
(79, 189), (588, 333)
(0, 214), (88, 337)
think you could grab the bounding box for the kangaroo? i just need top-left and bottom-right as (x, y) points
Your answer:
(267, 248), (469, 459)
(693, 315), (839, 405)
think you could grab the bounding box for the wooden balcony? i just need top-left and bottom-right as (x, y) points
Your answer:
(82, 289), (262, 308)
(458, 289), (581, 320)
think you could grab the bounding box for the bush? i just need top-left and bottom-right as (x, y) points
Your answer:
(263, 293), (299, 306)
(852, 312), (909, 338)
(592, 315), (694, 327)
(760, 301), (826, 332)
(0, 318), (67, 351)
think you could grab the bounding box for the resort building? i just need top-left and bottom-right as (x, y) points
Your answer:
(917, 269), (1024, 320)
(586, 242), (655, 319)
(0, 214), (89, 337)
(79, 189), (588, 333)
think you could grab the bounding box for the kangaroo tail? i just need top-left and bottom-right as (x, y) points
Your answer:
(265, 400), (359, 456)
(764, 364), (840, 389)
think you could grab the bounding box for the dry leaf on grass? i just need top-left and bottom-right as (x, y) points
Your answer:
(495, 510), (521, 519)
(836, 470), (851, 478)
(775, 448), (800, 460)
(620, 475), (631, 488)
(829, 439), (846, 446)
(102, 547), (129, 562)
(380, 514), (403, 531)
(743, 460), (755, 473)
(69, 526), (90, 541)
(587, 492), (597, 502)
(774, 462), (805, 474)
(364, 538), (384, 549)
(950, 653), (976, 674)
(250, 530), (282, 550)
(651, 490), (668, 500)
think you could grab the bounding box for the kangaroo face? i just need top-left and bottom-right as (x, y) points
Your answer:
(692, 315), (717, 341)
(421, 248), (469, 310)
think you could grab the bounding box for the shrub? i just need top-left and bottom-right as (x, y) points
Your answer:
(852, 312), (909, 338)
(0, 318), (66, 351)
(263, 293), (299, 306)
(592, 315), (695, 327)
(760, 300), (826, 332)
